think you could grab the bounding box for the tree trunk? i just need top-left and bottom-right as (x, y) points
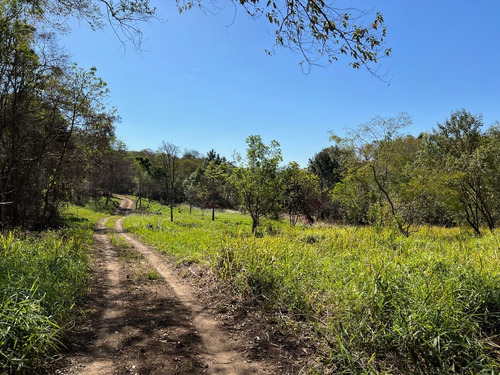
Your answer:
(170, 197), (174, 222)
(212, 206), (215, 222)
(251, 217), (259, 234)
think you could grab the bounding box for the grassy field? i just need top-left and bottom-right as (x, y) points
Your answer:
(124, 202), (500, 374)
(0, 204), (107, 374)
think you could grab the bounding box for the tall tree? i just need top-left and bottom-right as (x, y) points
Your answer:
(177, 149), (204, 203)
(134, 155), (153, 208)
(334, 113), (417, 235)
(158, 141), (179, 222)
(308, 146), (343, 219)
(230, 135), (282, 233)
(39, 65), (115, 227)
(199, 160), (230, 221)
(426, 110), (497, 234)
(282, 162), (319, 226)
(0, 9), (116, 228)
(192, 149), (231, 220)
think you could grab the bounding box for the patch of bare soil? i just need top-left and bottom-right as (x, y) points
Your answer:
(46, 197), (312, 375)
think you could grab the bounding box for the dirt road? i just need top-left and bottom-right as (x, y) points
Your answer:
(50, 197), (283, 375)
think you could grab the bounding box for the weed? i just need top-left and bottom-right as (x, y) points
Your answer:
(146, 270), (161, 281)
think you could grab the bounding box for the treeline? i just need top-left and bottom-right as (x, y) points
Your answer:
(97, 108), (499, 237)
(0, 3), (124, 229)
(329, 110), (500, 236)
(1, 4), (499, 235)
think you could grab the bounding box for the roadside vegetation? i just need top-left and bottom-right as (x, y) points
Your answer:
(125, 204), (500, 374)
(0, 205), (107, 374)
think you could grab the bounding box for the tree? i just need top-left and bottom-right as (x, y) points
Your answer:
(193, 149), (231, 221)
(308, 146), (343, 219)
(6, 0), (156, 47)
(199, 160), (230, 221)
(334, 113), (417, 236)
(230, 135), (282, 234)
(158, 141), (180, 222)
(205, 149), (226, 165)
(0, 9), (117, 228)
(134, 155), (153, 208)
(177, 149), (204, 203)
(426, 110), (498, 235)
(39, 65), (116, 227)
(330, 166), (376, 225)
(87, 140), (135, 205)
(183, 172), (201, 214)
(282, 162), (319, 226)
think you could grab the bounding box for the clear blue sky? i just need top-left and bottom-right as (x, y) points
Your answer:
(59, 1), (500, 166)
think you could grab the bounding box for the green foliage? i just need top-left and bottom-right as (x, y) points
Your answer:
(230, 135), (282, 233)
(308, 146), (345, 220)
(424, 109), (500, 234)
(196, 159), (231, 221)
(157, 141), (180, 222)
(281, 162), (320, 226)
(330, 166), (377, 225)
(308, 146), (343, 191)
(334, 113), (419, 235)
(80, 195), (120, 215)
(0, 204), (105, 373)
(0, 7), (118, 229)
(125, 204), (500, 373)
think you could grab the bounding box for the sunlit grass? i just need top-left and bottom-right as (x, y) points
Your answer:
(124, 203), (500, 374)
(0, 204), (107, 373)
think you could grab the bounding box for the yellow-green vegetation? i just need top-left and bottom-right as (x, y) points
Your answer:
(86, 196), (120, 215)
(106, 216), (120, 231)
(145, 269), (161, 281)
(124, 205), (500, 374)
(0, 205), (107, 374)
(111, 235), (142, 263)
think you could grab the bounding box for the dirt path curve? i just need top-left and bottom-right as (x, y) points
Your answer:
(52, 196), (277, 375)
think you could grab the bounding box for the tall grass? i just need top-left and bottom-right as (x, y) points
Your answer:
(124, 205), (500, 374)
(0, 205), (107, 374)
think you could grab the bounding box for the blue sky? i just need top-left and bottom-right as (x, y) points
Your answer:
(59, 1), (500, 166)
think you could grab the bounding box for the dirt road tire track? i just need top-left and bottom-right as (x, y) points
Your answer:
(115, 196), (272, 374)
(51, 196), (278, 375)
(116, 219), (263, 374)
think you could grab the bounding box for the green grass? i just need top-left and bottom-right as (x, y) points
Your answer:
(145, 269), (161, 281)
(124, 204), (500, 374)
(105, 216), (119, 231)
(0, 204), (107, 374)
(74, 195), (120, 215)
